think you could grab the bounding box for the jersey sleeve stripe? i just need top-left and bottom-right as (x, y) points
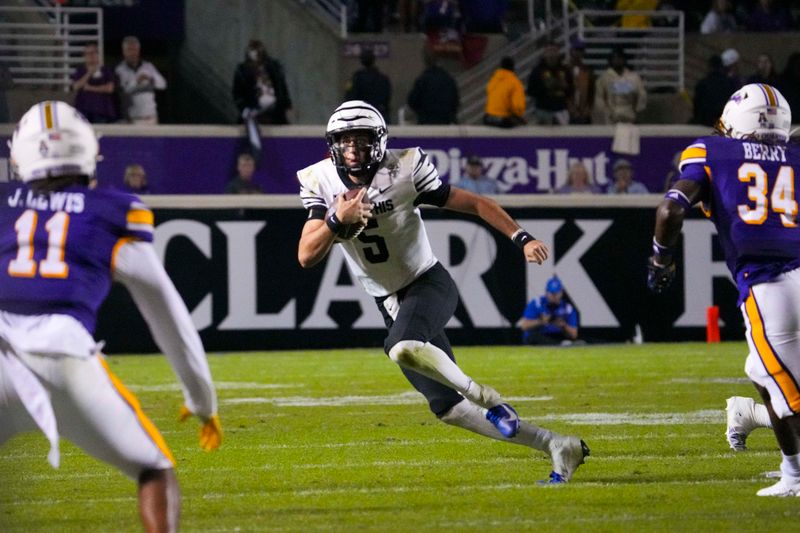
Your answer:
(127, 208), (154, 226)
(414, 168), (437, 189)
(126, 223), (154, 236)
(680, 146), (707, 162)
(679, 145), (707, 171)
(415, 152), (428, 172)
(416, 174), (439, 192)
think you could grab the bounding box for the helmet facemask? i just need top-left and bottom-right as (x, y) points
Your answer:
(325, 100), (387, 183)
(327, 128), (383, 180)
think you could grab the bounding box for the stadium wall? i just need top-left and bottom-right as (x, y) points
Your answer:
(1, 124), (712, 193)
(93, 196), (740, 353)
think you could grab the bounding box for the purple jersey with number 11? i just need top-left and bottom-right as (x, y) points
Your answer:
(0, 182), (154, 333)
(678, 136), (800, 303)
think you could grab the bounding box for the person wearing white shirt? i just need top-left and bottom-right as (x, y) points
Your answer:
(115, 36), (167, 124)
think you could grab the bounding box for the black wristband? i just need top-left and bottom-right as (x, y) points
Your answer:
(512, 230), (535, 250)
(325, 212), (343, 234)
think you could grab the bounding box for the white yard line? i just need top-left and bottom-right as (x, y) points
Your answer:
(130, 381), (301, 392)
(1, 474), (776, 507)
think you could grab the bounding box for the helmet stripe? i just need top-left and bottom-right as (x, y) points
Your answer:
(759, 84), (777, 107)
(43, 101), (54, 130)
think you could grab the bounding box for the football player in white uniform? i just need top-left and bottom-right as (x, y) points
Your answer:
(297, 101), (589, 483)
(0, 101), (222, 532)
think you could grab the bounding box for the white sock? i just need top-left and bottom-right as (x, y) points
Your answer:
(440, 399), (556, 453)
(780, 452), (800, 482)
(388, 340), (501, 406)
(753, 403), (773, 428)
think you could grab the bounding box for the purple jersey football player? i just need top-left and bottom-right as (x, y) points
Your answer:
(649, 84), (800, 497)
(0, 101), (221, 531)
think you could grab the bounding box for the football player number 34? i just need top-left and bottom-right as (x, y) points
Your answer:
(8, 209), (69, 278)
(738, 163), (797, 227)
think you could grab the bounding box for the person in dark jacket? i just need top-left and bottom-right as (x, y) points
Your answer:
(407, 49), (459, 124)
(691, 54), (737, 127)
(232, 39), (292, 125)
(526, 41), (572, 125)
(345, 49), (392, 121)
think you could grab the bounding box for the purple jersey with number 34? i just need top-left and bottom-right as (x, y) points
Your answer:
(0, 182), (154, 332)
(678, 136), (800, 303)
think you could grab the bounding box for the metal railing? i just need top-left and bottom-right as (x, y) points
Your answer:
(296, 0), (347, 38)
(456, 8), (684, 124)
(577, 10), (684, 92)
(0, 4), (103, 92)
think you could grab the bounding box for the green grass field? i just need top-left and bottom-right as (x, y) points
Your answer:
(2, 342), (799, 532)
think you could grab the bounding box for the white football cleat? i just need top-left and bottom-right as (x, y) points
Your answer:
(756, 479), (800, 497)
(547, 436), (590, 482)
(725, 396), (759, 451)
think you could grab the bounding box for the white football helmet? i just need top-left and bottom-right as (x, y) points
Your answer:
(325, 100), (387, 178)
(719, 83), (792, 143)
(10, 100), (99, 183)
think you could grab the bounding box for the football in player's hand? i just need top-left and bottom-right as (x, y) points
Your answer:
(332, 188), (371, 241)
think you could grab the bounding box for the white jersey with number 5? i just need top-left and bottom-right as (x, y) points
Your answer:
(298, 147), (444, 296)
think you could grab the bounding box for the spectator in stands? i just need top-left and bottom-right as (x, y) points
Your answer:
(71, 42), (117, 124)
(556, 161), (600, 194)
(226, 153), (262, 194)
(457, 155), (498, 195)
(721, 48), (743, 89)
(700, 0), (737, 34)
(616, 0), (660, 28)
(567, 39), (595, 125)
(115, 36), (166, 124)
(407, 48), (459, 124)
(778, 52), (800, 114)
(691, 55), (737, 126)
(121, 164), (150, 194)
(483, 56), (526, 128)
(353, 0), (387, 33)
(745, 0), (794, 32)
(746, 53), (780, 86)
(0, 62), (12, 123)
(526, 41), (572, 126)
(594, 47), (647, 124)
(232, 39), (293, 125)
(517, 276), (579, 346)
(345, 48), (392, 122)
(606, 159), (649, 194)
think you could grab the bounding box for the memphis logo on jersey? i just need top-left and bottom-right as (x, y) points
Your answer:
(372, 199), (394, 215)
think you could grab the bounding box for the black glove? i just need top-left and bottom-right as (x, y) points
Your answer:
(647, 256), (676, 294)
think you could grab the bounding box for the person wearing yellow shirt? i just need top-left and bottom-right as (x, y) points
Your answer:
(483, 56), (527, 128)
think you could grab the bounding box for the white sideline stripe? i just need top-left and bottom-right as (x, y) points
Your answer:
(182, 451), (775, 473)
(0, 475), (776, 506)
(222, 393), (553, 407)
(129, 381), (299, 392)
(667, 378), (750, 385)
(4, 432), (741, 466)
(0, 432), (716, 461)
(538, 410), (724, 425)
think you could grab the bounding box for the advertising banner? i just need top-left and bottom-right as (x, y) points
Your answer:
(95, 204), (740, 353)
(0, 127), (703, 195)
